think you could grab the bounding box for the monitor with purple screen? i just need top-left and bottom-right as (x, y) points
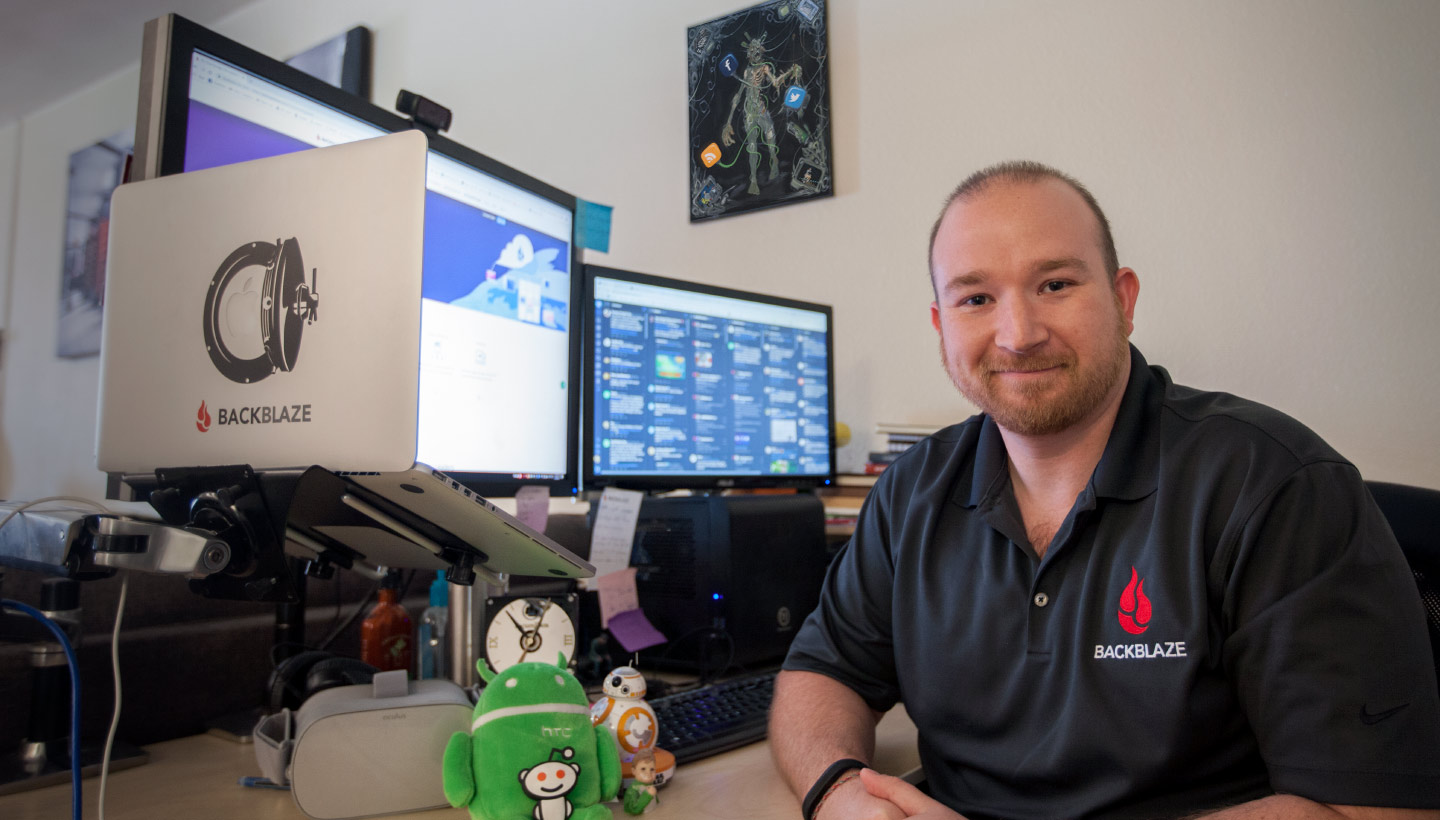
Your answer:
(133, 15), (581, 495)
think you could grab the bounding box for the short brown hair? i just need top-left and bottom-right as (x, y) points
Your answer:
(928, 161), (1119, 292)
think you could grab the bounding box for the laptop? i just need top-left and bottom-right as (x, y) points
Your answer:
(97, 131), (593, 581)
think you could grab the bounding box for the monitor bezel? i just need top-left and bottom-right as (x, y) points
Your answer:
(582, 264), (837, 492)
(132, 14), (583, 497)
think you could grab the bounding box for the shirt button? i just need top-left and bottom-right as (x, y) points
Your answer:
(1033, 592), (1050, 608)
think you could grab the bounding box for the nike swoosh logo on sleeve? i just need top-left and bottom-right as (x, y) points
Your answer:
(1359, 703), (1410, 725)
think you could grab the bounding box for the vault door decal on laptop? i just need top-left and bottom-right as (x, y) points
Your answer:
(97, 130), (428, 474)
(203, 237), (320, 384)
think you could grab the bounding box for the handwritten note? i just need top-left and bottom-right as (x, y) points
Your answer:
(514, 485), (550, 534)
(583, 487), (643, 585)
(596, 567), (641, 628)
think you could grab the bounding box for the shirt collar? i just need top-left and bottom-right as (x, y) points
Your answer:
(1090, 344), (1161, 501)
(960, 344), (1160, 509)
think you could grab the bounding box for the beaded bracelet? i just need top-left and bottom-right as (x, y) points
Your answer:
(810, 771), (861, 820)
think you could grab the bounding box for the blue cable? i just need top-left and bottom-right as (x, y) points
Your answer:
(2, 598), (82, 820)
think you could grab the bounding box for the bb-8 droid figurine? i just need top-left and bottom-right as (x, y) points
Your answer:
(589, 666), (679, 786)
(589, 666), (656, 760)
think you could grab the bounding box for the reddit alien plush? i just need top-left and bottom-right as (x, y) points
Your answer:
(443, 654), (621, 820)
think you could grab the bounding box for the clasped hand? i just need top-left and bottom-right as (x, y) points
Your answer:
(816, 769), (966, 820)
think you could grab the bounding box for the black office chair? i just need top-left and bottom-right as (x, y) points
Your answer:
(1365, 481), (1440, 684)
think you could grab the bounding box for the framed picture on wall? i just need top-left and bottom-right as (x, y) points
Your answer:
(688, 0), (832, 221)
(287, 25), (373, 100)
(57, 130), (132, 358)
(53, 27), (372, 360)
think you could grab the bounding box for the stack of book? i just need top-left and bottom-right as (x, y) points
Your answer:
(865, 423), (940, 474)
(819, 473), (878, 538)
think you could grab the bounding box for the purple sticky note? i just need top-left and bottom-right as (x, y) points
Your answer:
(607, 608), (667, 653)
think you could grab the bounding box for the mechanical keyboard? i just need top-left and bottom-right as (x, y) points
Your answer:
(649, 669), (777, 764)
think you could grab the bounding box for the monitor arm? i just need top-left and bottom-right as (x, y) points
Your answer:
(0, 466), (308, 602)
(2, 463), (500, 604)
(142, 465), (300, 601)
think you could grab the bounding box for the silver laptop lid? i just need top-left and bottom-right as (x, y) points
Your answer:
(96, 131), (428, 474)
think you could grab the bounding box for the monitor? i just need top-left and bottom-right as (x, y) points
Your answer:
(583, 265), (835, 491)
(129, 14), (581, 496)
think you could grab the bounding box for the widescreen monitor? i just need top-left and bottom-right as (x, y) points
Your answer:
(130, 15), (581, 495)
(584, 266), (835, 490)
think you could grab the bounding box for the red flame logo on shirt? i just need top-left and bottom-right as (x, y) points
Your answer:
(196, 401), (212, 433)
(1117, 567), (1152, 634)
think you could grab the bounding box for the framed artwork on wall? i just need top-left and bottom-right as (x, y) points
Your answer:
(688, 0), (832, 221)
(287, 25), (373, 100)
(58, 130), (132, 358)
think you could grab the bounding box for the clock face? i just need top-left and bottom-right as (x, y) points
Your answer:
(484, 597), (577, 674)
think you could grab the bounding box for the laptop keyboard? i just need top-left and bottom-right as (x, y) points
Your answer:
(649, 669), (777, 764)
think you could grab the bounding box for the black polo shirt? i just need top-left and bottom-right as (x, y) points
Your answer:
(785, 346), (1440, 820)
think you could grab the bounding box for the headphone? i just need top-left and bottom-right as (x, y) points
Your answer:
(267, 650), (378, 713)
(202, 237), (319, 384)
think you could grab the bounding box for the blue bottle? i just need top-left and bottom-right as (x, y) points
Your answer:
(417, 571), (449, 680)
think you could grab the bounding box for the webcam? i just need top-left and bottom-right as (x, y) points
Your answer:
(396, 90), (452, 134)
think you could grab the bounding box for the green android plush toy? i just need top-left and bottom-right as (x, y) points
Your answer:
(443, 654), (621, 820)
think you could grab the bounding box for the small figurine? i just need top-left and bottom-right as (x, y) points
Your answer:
(443, 653), (621, 820)
(621, 748), (659, 815)
(588, 666), (657, 761)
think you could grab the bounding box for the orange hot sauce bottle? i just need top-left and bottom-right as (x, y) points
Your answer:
(360, 573), (414, 673)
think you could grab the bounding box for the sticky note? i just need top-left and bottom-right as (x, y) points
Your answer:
(514, 485), (550, 534)
(597, 567), (641, 628)
(607, 608), (666, 653)
(576, 198), (613, 253)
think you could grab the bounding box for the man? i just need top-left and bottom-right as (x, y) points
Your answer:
(771, 161), (1440, 820)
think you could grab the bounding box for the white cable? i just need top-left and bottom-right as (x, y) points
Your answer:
(0, 495), (110, 535)
(98, 572), (129, 820)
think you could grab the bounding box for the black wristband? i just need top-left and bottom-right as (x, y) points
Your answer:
(801, 758), (866, 820)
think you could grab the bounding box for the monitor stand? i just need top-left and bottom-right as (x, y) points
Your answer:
(0, 578), (149, 795)
(205, 557), (311, 744)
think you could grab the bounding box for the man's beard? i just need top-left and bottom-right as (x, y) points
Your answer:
(940, 311), (1130, 437)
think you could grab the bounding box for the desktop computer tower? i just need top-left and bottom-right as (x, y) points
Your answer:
(628, 494), (829, 674)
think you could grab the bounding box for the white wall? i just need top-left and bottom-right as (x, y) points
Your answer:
(2, 66), (140, 500)
(0, 121), (18, 331)
(0, 121), (18, 490)
(3, 0), (1439, 499)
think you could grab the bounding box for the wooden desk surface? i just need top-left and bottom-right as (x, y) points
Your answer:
(0, 708), (919, 820)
